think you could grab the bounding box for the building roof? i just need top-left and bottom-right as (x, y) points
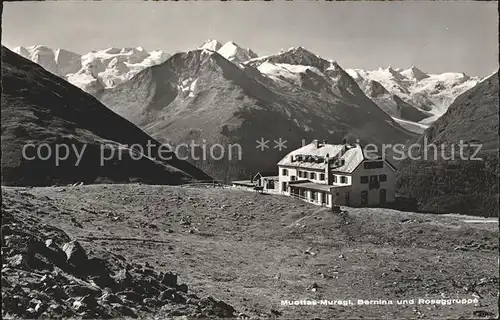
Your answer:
(231, 180), (255, 187)
(252, 173), (263, 180)
(261, 176), (279, 180)
(289, 181), (332, 192)
(290, 180), (353, 192)
(277, 140), (365, 173)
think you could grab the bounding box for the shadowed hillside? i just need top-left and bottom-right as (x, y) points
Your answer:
(1, 46), (210, 186)
(397, 72), (499, 217)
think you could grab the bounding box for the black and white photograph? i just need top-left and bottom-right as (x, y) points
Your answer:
(1, 1), (499, 319)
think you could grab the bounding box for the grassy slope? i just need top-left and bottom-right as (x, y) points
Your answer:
(2, 185), (497, 319)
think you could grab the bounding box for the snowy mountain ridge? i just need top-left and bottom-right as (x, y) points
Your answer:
(198, 40), (258, 63)
(345, 66), (480, 118)
(10, 41), (484, 127)
(12, 45), (171, 94)
(96, 45), (414, 181)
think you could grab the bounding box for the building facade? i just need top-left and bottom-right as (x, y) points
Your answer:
(277, 140), (396, 207)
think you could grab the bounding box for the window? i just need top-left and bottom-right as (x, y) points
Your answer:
(310, 191), (316, 201)
(361, 190), (368, 205)
(379, 189), (387, 204)
(320, 173), (325, 181)
(379, 174), (387, 182)
(310, 172), (316, 180)
(282, 168), (288, 176)
(298, 171), (303, 178)
(267, 180), (275, 189)
(364, 161), (384, 169)
(333, 175), (337, 183)
(369, 175), (380, 190)
(291, 176), (297, 181)
(340, 176), (347, 184)
(282, 182), (288, 191)
(360, 176), (368, 184)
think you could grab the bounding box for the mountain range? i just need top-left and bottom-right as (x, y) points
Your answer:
(11, 41), (480, 130)
(418, 71), (499, 152)
(397, 71), (499, 217)
(95, 44), (415, 181)
(1, 46), (209, 186)
(346, 67), (480, 128)
(3, 40), (498, 215)
(12, 45), (171, 95)
(5, 40), (494, 183)
(199, 40), (258, 63)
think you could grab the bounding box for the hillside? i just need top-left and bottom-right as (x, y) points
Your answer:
(1, 46), (210, 186)
(97, 47), (415, 181)
(397, 72), (499, 217)
(2, 184), (498, 319)
(355, 79), (432, 123)
(418, 72), (499, 151)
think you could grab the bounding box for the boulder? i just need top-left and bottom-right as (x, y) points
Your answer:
(62, 240), (88, 268)
(160, 272), (177, 287)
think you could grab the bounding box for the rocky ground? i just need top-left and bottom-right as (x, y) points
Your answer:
(1, 184), (498, 319)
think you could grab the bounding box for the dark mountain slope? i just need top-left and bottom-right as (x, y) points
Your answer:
(419, 72), (499, 151)
(98, 48), (415, 181)
(397, 72), (499, 217)
(362, 80), (432, 122)
(1, 46), (210, 186)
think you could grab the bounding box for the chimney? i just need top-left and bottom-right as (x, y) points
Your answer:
(342, 138), (347, 145)
(322, 139), (328, 145)
(250, 173), (253, 183)
(313, 139), (319, 148)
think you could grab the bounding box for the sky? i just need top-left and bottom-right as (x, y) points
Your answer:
(2, 1), (498, 77)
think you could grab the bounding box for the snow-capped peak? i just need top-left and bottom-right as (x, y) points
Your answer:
(345, 69), (364, 81)
(12, 44), (172, 94)
(248, 46), (329, 72)
(13, 46), (30, 58)
(198, 39), (223, 51)
(217, 41), (258, 63)
(22, 45), (58, 74)
(146, 50), (170, 65)
(26, 45), (53, 52)
(54, 48), (82, 76)
(286, 46), (319, 58)
(103, 47), (121, 54)
(386, 66), (406, 80)
(345, 66), (481, 119)
(401, 66), (429, 81)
